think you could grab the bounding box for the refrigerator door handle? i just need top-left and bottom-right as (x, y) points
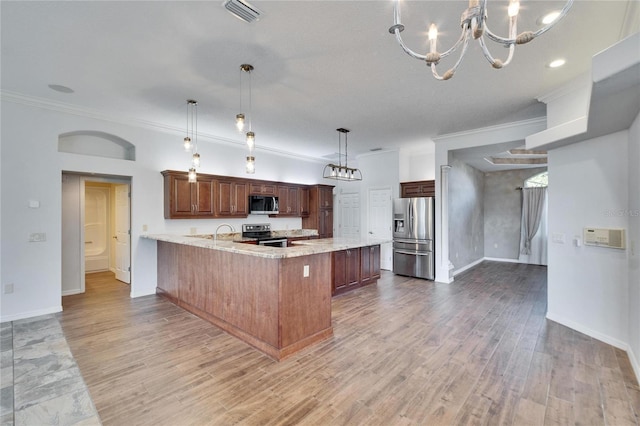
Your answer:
(394, 250), (431, 256)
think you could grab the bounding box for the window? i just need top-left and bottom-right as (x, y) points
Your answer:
(524, 171), (548, 188)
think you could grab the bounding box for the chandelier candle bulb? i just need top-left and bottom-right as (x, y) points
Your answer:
(388, 0), (573, 80)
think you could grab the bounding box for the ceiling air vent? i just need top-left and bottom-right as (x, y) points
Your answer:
(223, 0), (262, 23)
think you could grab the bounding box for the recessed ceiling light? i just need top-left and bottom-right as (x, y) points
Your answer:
(48, 84), (74, 94)
(547, 59), (566, 68)
(540, 11), (561, 25)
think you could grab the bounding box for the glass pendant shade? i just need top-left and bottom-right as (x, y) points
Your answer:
(188, 167), (197, 183)
(246, 131), (255, 150)
(183, 137), (192, 152)
(236, 113), (245, 132)
(246, 156), (255, 174)
(192, 152), (200, 168)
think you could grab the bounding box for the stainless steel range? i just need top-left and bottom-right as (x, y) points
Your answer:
(242, 223), (288, 247)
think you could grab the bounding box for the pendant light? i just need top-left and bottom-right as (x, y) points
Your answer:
(323, 128), (362, 181)
(183, 99), (200, 182)
(237, 64), (257, 174)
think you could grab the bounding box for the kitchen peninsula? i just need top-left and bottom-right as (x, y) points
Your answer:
(143, 232), (381, 360)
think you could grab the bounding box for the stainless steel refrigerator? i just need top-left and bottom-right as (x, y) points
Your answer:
(392, 197), (435, 280)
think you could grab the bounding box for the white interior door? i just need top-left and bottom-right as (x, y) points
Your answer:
(338, 193), (360, 239)
(115, 184), (131, 283)
(368, 188), (393, 270)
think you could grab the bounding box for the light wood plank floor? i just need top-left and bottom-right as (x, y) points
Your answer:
(59, 262), (640, 425)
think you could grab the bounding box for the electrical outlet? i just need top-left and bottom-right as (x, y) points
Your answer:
(142, 224), (148, 232)
(303, 265), (310, 277)
(4, 283), (14, 294)
(190, 227), (197, 235)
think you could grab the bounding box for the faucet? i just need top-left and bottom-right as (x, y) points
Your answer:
(214, 223), (236, 243)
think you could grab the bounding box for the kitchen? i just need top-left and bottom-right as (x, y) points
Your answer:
(143, 170), (392, 360)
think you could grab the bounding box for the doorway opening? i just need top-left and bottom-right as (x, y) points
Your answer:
(62, 172), (132, 296)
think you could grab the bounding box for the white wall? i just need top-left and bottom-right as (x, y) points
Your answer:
(399, 141), (436, 182)
(627, 111), (640, 374)
(546, 130), (629, 348)
(0, 99), (325, 321)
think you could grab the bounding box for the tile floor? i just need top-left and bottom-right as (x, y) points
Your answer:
(0, 315), (100, 426)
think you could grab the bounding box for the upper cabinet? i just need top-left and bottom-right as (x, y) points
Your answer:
(249, 182), (277, 196)
(162, 171), (215, 219)
(214, 178), (248, 218)
(302, 184), (334, 238)
(276, 184), (300, 216)
(162, 171), (316, 221)
(400, 180), (435, 198)
(298, 187), (310, 218)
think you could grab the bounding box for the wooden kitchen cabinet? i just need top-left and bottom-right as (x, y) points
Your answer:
(276, 185), (300, 216)
(298, 187), (310, 217)
(401, 180), (435, 198)
(249, 182), (277, 196)
(303, 184), (334, 238)
(214, 178), (248, 217)
(360, 245), (381, 286)
(162, 170), (215, 219)
(332, 248), (360, 295)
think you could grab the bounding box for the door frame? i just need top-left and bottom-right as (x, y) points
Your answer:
(367, 186), (393, 270)
(61, 172), (131, 296)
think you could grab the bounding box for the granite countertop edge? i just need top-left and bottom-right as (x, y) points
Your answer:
(141, 233), (388, 259)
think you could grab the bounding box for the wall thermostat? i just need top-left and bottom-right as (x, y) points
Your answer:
(583, 227), (625, 249)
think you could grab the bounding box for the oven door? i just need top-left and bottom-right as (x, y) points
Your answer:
(258, 239), (288, 248)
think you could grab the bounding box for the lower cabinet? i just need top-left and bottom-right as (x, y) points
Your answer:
(332, 245), (380, 296)
(360, 245), (381, 285)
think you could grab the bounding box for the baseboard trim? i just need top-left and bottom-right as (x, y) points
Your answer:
(483, 257), (524, 264)
(628, 346), (640, 387)
(546, 312), (627, 350)
(1, 306), (63, 323)
(452, 258), (484, 277)
(547, 311), (640, 384)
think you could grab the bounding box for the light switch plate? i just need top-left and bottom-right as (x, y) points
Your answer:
(303, 265), (310, 277)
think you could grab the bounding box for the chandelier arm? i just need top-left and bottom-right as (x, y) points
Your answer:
(484, 0), (573, 45)
(393, 30), (427, 61)
(430, 26), (471, 80)
(478, 35), (515, 68)
(438, 23), (470, 60)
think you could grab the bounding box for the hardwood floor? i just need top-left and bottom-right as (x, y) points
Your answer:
(59, 263), (640, 425)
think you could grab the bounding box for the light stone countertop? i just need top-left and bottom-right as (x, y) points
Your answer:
(141, 232), (388, 259)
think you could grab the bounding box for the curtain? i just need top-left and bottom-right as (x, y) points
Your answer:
(520, 187), (547, 255)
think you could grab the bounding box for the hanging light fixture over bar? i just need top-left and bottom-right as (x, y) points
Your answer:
(388, 0), (573, 80)
(183, 99), (200, 182)
(323, 128), (362, 181)
(237, 63), (257, 174)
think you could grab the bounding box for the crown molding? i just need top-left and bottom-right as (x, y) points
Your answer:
(0, 90), (326, 164)
(432, 117), (547, 143)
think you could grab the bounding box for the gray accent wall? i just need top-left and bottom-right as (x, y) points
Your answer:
(483, 168), (546, 260)
(449, 157), (485, 271)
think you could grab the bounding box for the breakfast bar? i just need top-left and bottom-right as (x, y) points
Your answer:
(143, 233), (381, 361)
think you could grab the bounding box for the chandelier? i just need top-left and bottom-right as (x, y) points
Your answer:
(183, 99), (200, 182)
(323, 128), (362, 181)
(235, 64), (257, 174)
(388, 0), (573, 80)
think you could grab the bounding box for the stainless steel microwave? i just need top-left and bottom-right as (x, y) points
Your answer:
(249, 195), (279, 215)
